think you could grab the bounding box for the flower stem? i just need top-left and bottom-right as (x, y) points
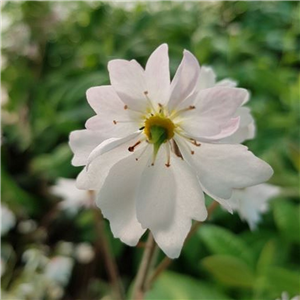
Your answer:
(132, 232), (157, 300)
(147, 201), (219, 286)
(93, 207), (125, 300)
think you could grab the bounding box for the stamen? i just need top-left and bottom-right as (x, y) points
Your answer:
(112, 120), (136, 124)
(135, 144), (149, 161)
(190, 139), (201, 147)
(165, 142), (171, 167)
(124, 105), (128, 110)
(170, 105), (196, 118)
(144, 91), (157, 113)
(172, 140), (183, 159)
(128, 140), (141, 152)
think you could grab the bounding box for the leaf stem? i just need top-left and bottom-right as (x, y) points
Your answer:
(93, 206), (125, 300)
(132, 232), (157, 300)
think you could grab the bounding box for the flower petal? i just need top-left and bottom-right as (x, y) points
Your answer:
(216, 78), (237, 88)
(221, 107), (255, 144)
(171, 154), (207, 221)
(86, 132), (141, 167)
(96, 149), (150, 246)
(168, 50), (200, 111)
(176, 139), (274, 200)
(85, 86), (141, 137)
(108, 59), (148, 112)
(69, 130), (106, 166)
(145, 44), (170, 105)
(150, 208), (192, 259)
(76, 133), (144, 190)
(196, 66), (216, 91)
(233, 184), (280, 230)
(136, 147), (176, 229)
(179, 87), (248, 140)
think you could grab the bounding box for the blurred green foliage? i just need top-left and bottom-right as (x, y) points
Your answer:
(1, 1), (299, 300)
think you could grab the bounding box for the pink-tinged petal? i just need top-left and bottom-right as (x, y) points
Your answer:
(145, 44), (170, 105)
(168, 50), (200, 111)
(179, 87), (248, 140)
(221, 107), (255, 144)
(108, 59), (148, 112)
(76, 134), (145, 191)
(176, 139), (274, 200)
(85, 86), (141, 138)
(96, 149), (150, 246)
(69, 130), (106, 167)
(136, 147), (176, 229)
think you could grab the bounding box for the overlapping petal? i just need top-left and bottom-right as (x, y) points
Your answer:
(168, 50), (200, 111)
(179, 87), (248, 141)
(108, 59), (148, 112)
(85, 86), (141, 138)
(69, 130), (106, 166)
(176, 138), (273, 200)
(96, 149), (150, 246)
(76, 133), (143, 191)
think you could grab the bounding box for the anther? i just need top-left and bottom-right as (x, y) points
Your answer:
(128, 141), (141, 152)
(165, 163), (170, 167)
(191, 139), (201, 146)
(191, 150), (195, 155)
(158, 103), (163, 108)
(124, 105), (128, 110)
(139, 126), (145, 130)
(189, 105), (196, 109)
(113, 120), (117, 125)
(144, 91), (148, 95)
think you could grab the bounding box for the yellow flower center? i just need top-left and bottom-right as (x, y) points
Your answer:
(144, 115), (175, 142)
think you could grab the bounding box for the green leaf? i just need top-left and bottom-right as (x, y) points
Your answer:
(265, 267), (300, 295)
(198, 225), (255, 266)
(202, 255), (255, 288)
(273, 199), (300, 243)
(145, 271), (232, 300)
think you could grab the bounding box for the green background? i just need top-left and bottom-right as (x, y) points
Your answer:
(2, 1), (299, 300)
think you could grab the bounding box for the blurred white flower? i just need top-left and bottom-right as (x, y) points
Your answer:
(1, 204), (16, 236)
(50, 178), (94, 214)
(18, 219), (37, 234)
(22, 248), (49, 272)
(69, 44), (273, 258)
(56, 241), (74, 256)
(225, 183), (280, 229)
(75, 243), (95, 264)
(276, 292), (300, 300)
(44, 256), (74, 286)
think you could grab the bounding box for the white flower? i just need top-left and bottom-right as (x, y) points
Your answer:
(69, 44), (273, 258)
(75, 243), (95, 264)
(50, 178), (94, 214)
(1, 204), (16, 236)
(44, 256), (74, 286)
(224, 183), (280, 229)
